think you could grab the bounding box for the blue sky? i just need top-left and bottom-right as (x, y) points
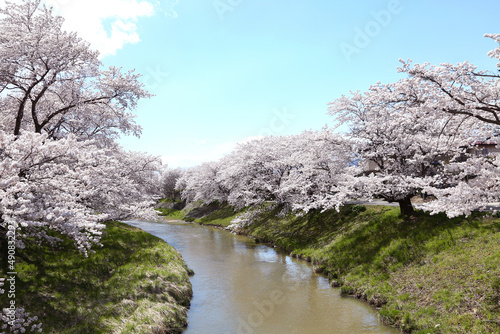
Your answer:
(15, 0), (500, 167)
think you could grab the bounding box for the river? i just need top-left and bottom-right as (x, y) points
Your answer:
(125, 219), (400, 334)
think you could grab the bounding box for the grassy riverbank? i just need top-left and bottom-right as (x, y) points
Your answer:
(0, 221), (193, 334)
(165, 203), (500, 333)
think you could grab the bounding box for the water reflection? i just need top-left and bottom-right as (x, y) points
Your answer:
(125, 220), (399, 334)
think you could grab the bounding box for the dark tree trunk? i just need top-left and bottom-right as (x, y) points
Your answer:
(398, 196), (415, 216)
(14, 104), (25, 136)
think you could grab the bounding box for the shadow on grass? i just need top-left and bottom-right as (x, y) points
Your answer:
(196, 202), (246, 226)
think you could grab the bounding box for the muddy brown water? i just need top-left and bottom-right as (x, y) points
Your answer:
(125, 220), (400, 334)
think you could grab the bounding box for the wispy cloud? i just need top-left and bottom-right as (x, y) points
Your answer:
(162, 0), (179, 18)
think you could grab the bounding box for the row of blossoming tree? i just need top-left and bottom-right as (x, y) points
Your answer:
(176, 35), (500, 221)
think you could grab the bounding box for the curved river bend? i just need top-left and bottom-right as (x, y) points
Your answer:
(126, 220), (399, 334)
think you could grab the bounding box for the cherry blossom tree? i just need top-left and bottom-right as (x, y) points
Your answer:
(189, 131), (352, 213)
(283, 129), (355, 213)
(393, 34), (500, 217)
(399, 34), (500, 128)
(217, 136), (304, 209)
(0, 132), (161, 255)
(0, 0), (150, 142)
(0, 135), (160, 332)
(160, 168), (183, 202)
(176, 161), (229, 204)
(0, 1), (161, 330)
(418, 155), (500, 217)
(327, 79), (474, 216)
(176, 137), (298, 209)
(177, 130), (353, 216)
(0, 0), (159, 258)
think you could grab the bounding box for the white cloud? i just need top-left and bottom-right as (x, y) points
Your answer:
(0, 0), (182, 57)
(41, 0), (156, 57)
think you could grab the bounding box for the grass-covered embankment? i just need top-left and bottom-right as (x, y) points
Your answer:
(156, 207), (186, 221)
(171, 203), (500, 333)
(157, 201), (245, 227)
(1, 221), (193, 334)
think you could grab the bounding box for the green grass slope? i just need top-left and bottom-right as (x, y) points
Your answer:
(157, 201), (244, 227)
(1, 221), (193, 334)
